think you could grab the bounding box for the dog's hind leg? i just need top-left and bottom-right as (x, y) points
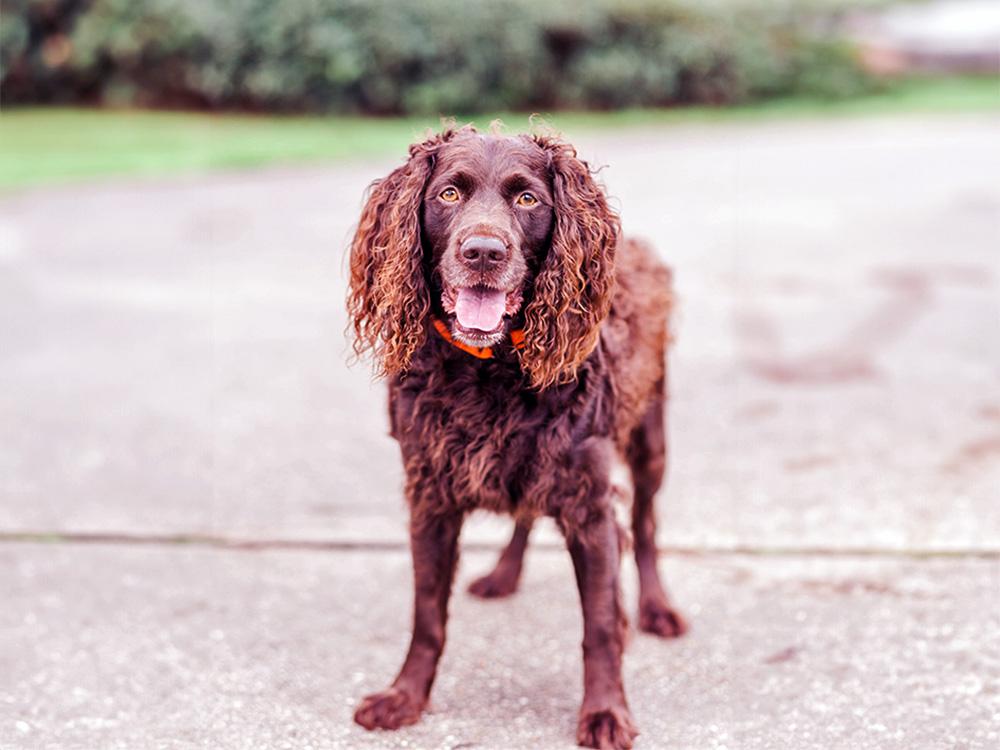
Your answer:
(627, 379), (688, 638)
(467, 519), (532, 599)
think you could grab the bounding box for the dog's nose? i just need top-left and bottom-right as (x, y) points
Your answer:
(460, 236), (508, 271)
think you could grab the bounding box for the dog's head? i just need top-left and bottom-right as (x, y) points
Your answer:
(348, 126), (619, 389)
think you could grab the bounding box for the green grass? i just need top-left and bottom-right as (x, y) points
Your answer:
(1, 76), (997, 190)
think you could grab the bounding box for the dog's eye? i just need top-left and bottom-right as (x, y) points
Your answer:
(516, 192), (538, 207)
(439, 187), (460, 203)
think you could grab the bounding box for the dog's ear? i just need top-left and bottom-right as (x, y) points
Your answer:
(347, 132), (451, 377)
(519, 136), (620, 389)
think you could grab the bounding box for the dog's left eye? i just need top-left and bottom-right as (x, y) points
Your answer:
(516, 192), (538, 207)
(439, 187), (460, 203)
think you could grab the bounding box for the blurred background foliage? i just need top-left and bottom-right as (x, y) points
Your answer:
(1, 0), (883, 114)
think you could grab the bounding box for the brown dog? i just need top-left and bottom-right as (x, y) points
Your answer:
(347, 125), (686, 750)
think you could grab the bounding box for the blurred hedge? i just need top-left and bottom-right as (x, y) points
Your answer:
(1, 0), (877, 114)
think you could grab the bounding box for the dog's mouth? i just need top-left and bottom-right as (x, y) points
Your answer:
(454, 285), (507, 331)
(440, 284), (523, 346)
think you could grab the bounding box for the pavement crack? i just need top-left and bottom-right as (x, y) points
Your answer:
(1, 531), (997, 559)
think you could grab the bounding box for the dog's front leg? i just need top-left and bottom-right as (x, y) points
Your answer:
(354, 511), (463, 730)
(568, 507), (638, 750)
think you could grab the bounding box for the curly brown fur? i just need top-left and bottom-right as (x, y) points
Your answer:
(348, 131), (453, 377)
(347, 126), (686, 749)
(519, 135), (619, 389)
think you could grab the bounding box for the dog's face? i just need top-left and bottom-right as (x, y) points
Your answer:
(423, 135), (554, 347)
(348, 125), (620, 389)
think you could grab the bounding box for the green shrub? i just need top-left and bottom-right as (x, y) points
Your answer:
(1, 0), (877, 113)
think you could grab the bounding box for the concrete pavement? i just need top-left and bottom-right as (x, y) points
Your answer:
(2, 544), (997, 750)
(1, 112), (998, 748)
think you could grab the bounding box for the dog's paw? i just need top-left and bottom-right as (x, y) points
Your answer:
(577, 706), (639, 750)
(639, 599), (688, 639)
(467, 568), (519, 599)
(353, 687), (423, 730)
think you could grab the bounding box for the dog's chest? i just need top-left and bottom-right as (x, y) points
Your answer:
(390, 364), (581, 514)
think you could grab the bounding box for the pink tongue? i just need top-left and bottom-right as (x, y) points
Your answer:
(455, 287), (507, 332)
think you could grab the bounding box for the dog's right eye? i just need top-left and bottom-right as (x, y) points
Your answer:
(439, 187), (460, 203)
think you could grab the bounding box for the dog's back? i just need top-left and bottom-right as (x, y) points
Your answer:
(602, 237), (674, 447)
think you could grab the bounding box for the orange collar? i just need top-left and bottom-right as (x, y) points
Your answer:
(431, 317), (525, 359)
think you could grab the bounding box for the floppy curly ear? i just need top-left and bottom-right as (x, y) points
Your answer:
(347, 133), (450, 377)
(519, 136), (620, 389)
